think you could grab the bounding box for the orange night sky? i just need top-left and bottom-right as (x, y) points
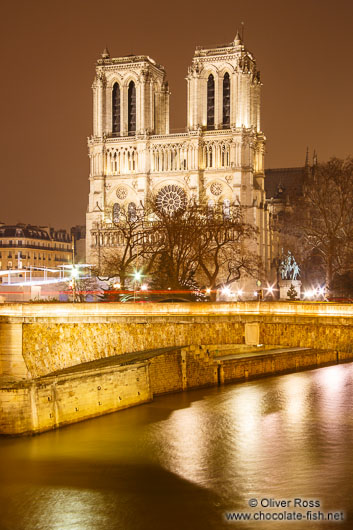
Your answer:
(0, 0), (352, 229)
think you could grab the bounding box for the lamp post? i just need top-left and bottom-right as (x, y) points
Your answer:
(133, 270), (142, 302)
(71, 265), (79, 303)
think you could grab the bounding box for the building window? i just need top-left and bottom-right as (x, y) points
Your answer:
(207, 74), (215, 130)
(128, 81), (136, 136)
(223, 73), (230, 128)
(128, 202), (137, 222)
(113, 203), (120, 224)
(207, 199), (215, 218)
(156, 185), (187, 215)
(112, 83), (120, 137)
(223, 198), (230, 219)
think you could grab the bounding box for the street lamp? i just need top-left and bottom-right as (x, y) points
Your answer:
(133, 270), (143, 301)
(134, 271), (142, 282)
(71, 265), (80, 302)
(221, 286), (231, 299)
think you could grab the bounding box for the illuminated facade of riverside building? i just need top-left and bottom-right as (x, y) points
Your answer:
(0, 224), (71, 275)
(86, 33), (274, 287)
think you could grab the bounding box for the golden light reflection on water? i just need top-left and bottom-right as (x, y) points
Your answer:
(29, 488), (108, 530)
(281, 374), (309, 427)
(1, 364), (353, 529)
(227, 385), (263, 453)
(158, 404), (209, 485)
(317, 364), (347, 401)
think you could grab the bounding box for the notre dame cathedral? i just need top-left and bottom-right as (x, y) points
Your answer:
(86, 33), (276, 288)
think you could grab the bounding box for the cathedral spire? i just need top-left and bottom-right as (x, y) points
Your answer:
(313, 150), (318, 166)
(305, 146), (309, 167)
(234, 30), (243, 46)
(101, 47), (110, 59)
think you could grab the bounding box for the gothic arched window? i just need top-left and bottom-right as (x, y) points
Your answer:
(128, 202), (137, 221)
(128, 81), (136, 136)
(113, 203), (120, 224)
(207, 199), (215, 218)
(223, 198), (230, 219)
(207, 74), (215, 130)
(223, 73), (230, 128)
(112, 83), (120, 136)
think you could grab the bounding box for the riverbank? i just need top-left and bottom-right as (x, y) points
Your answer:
(1, 343), (351, 436)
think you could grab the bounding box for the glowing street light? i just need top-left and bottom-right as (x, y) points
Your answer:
(221, 286), (231, 297)
(304, 289), (315, 299)
(134, 271), (142, 282)
(205, 287), (211, 295)
(140, 284), (148, 291)
(70, 265), (80, 302)
(318, 286), (326, 297)
(71, 267), (80, 279)
(265, 285), (275, 299)
(132, 270), (143, 301)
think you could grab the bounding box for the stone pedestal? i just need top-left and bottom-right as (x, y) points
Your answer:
(279, 280), (302, 300)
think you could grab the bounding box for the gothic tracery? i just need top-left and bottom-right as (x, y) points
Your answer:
(156, 185), (187, 214)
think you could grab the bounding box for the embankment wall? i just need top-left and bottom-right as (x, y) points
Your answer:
(2, 301), (353, 435)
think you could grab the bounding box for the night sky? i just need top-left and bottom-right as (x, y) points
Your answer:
(1, 0), (352, 230)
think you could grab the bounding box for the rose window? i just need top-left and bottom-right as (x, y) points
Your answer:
(116, 186), (128, 200)
(210, 182), (223, 196)
(156, 185), (187, 214)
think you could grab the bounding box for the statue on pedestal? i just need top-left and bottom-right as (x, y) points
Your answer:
(279, 251), (301, 300)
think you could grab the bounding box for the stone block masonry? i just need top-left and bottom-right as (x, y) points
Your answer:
(0, 361), (151, 435)
(218, 348), (338, 384)
(149, 350), (183, 394)
(2, 301), (353, 435)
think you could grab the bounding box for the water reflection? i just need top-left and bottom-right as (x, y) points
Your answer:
(1, 364), (353, 529)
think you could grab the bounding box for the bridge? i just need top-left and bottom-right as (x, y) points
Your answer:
(1, 301), (353, 435)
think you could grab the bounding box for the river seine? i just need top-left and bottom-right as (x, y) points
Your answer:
(1, 363), (353, 529)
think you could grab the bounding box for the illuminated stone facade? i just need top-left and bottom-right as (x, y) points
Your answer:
(86, 34), (272, 282)
(0, 224), (72, 275)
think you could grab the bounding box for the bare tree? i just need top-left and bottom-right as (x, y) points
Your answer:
(146, 199), (259, 297)
(195, 203), (260, 299)
(93, 198), (261, 298)
(281, 157), (353, 291)
(93, 205), (155, 288)
(146, 199), (200, 291)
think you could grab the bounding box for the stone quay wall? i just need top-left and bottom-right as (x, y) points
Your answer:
(1, 301), (353, 435)
(0, 362), (151, 435)
(3, 301), (353, 381)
